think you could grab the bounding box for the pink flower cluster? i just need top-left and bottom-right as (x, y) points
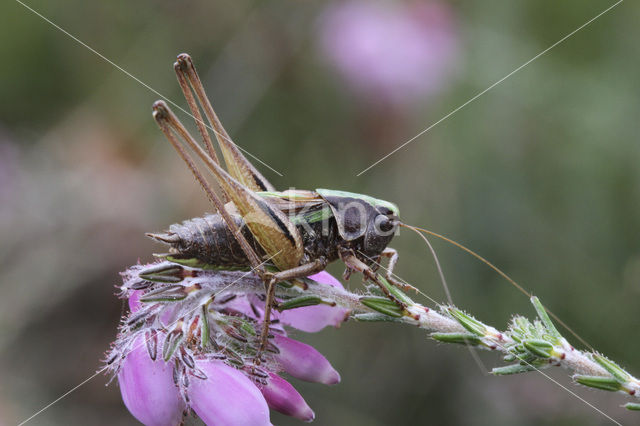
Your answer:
(115, 271), (348, 425)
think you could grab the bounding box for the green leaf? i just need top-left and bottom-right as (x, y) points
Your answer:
(523, 339), (554, 358)
(360, 296), (403, 318)
(431, 333), (482, 346)
(593, 354), (631, 383)
(447, 308), (487, 336)
(275, 280), (296, 289)
(162, 330), (184, 361)
(163, 255), (247, 271)
(377, 276), (414, 305)
(140, 285), (187, 302)
(353, 313), (402, 323)
(530, 297), (562, 341)
(278, 295), (324, 311)
(513, 316), (530, 331)
(492, 364), (537, 375)
(139, 263), (185, 283)
(126, 310), (150, 329)
(575, 375), (622, 392)
(201, 305), (210, 348)
(237, 320), (257, 336)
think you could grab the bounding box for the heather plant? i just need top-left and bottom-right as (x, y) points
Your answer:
(106, 259), (640, 425)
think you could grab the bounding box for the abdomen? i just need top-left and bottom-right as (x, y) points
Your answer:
(147, 214), (265, 268)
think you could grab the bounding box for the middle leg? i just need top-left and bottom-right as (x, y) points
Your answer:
(257, 258), (328, 357)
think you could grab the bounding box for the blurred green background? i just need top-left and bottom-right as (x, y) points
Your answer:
(1, 0), (639, 425)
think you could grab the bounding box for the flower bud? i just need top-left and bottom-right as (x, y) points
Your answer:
(273, 335), (340, 385)
(260, 373), (314, 422)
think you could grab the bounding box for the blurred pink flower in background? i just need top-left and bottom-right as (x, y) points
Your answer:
(319, 0), (459, 107)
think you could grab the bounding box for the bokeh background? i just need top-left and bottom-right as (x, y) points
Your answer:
(1, 0), (639, 425)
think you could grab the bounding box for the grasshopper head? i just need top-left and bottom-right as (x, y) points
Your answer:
(362, 196), (399, 256)
(316, 189), (400, 256)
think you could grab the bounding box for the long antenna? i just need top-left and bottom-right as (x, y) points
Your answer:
(401, 223), (594, 351)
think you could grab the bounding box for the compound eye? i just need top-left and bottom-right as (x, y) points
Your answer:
(375, 214), (395, 233)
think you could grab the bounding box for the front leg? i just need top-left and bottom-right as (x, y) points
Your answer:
(379, 248), (420, 294)
(340, 250), (408, 311)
